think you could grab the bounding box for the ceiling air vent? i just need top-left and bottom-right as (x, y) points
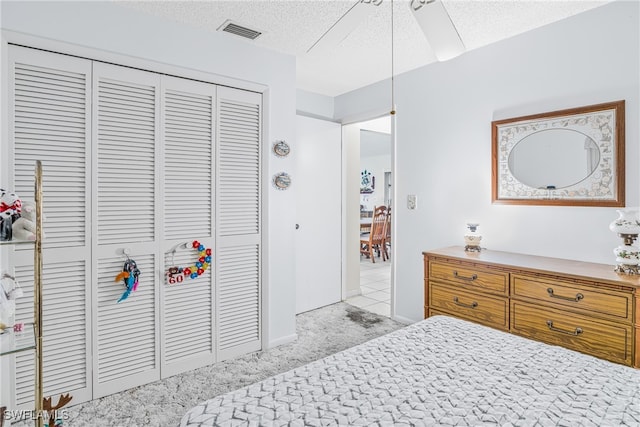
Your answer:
(217, 20), (262, 40)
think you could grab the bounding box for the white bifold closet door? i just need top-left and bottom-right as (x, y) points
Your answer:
(8, 46), (93, 409)
(6, 45), (263, 406)
(91, 62), (162, 398)
(215, 87), (262, 361)
(161, 76), (216, 378)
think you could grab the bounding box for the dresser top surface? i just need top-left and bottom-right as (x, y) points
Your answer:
(424, 246), (640, 289)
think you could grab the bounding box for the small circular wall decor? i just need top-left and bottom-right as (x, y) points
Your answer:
(273, 140), (291, 158)
(273, 172), (292, 190)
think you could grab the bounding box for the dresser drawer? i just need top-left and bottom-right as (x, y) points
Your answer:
(430, 283), (508, 330)
(511, 274), (631, 321)
(429, 261), (508, 295)
(511, 301), (632, 366)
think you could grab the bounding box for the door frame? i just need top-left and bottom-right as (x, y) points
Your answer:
(340, 111), (396, 319)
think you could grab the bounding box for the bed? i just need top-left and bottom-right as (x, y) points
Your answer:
(180, 315), (640, 426)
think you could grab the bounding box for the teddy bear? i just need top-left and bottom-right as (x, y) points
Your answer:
(0, 188), (22, 219)
(12, 200), (36, 241)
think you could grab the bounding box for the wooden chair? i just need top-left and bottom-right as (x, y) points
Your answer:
(382, 206), (391, 261)
(360, 206), (388, 263)
(371, 205), (387, 220)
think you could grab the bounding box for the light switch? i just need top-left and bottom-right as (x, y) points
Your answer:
(407, 194), (417, 210)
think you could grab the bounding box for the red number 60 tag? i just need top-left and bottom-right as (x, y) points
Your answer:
(166, 267), (185, 285)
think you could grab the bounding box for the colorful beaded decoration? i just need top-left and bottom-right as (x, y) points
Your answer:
(166, 240), (212, 284)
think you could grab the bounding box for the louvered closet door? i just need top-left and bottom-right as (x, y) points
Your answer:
(216, 87), (262, 360)
(7, 45), (93, 409)
(160, 76), (216, 377)
(91, 63), (161, 398)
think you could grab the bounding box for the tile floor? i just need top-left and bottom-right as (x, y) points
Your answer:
(345, 256), (391, 317)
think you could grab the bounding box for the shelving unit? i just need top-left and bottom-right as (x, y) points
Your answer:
(0, 323), (36, 356)
(0, 161), (70, 427)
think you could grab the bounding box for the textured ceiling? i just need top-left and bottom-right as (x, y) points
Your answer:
(114, 0), (611, 97)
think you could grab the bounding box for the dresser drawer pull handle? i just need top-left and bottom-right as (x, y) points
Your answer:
(453, 271), (477, 281)
(546, 320), (583, 336)
(453, 297), (478, 309)
(546, 288), (584, 302)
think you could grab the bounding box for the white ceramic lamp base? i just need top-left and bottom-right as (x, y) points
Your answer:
(609, 209), (640, 275)
(464, 223), (482, 252)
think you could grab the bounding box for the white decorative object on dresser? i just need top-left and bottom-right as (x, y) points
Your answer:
(424, 246), (640, 368)
(609, 208), (640, 274)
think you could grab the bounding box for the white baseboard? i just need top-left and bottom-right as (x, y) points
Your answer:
(391, 314), (415, 325)
(344, 288), (361, 299)
(268, 333), (298, 349)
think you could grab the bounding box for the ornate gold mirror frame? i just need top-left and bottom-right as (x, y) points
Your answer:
(492, 100), (625, 206)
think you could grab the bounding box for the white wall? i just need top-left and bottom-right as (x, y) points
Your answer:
(360, 154), (391, 211)
(335, 0), (640, 322)
(1, 1), (298, 346)
(360, 130), (391, 211)
(296, 89), (335, 121)
(343, 124), (362, 299)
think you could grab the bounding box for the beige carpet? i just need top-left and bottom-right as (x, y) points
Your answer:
(15, 302), (405, 427)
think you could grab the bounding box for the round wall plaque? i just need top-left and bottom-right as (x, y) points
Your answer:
(273, 172), (291, 190)
(273, 140), (290, 157)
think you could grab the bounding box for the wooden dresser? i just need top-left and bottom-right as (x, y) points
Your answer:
(424, 246), (640, 368)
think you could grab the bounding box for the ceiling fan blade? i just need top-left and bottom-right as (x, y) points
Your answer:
(410, 0), (465, 61)
(306, 0), (381, 54)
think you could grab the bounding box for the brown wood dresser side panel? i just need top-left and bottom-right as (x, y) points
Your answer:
(424, 254), (429, 318)
(635, 289), (640, 368)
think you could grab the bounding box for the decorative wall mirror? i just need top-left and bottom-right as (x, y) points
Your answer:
(492, 100), (625, 206)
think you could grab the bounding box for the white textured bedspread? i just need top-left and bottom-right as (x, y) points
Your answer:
(181, 315), (640, 426)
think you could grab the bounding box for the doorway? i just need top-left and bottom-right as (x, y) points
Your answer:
(343, 116), (393, 318)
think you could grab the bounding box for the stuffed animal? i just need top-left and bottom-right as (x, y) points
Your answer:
(12, 200), (36, 241)
(0, 188), (22, 220)
(0, 211), (12, 241)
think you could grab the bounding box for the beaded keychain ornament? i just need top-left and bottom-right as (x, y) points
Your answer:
(166, 240), (212, 285)
(115, 258), (141, 303)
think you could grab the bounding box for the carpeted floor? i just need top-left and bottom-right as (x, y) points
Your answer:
(20, 302), (405, 427)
